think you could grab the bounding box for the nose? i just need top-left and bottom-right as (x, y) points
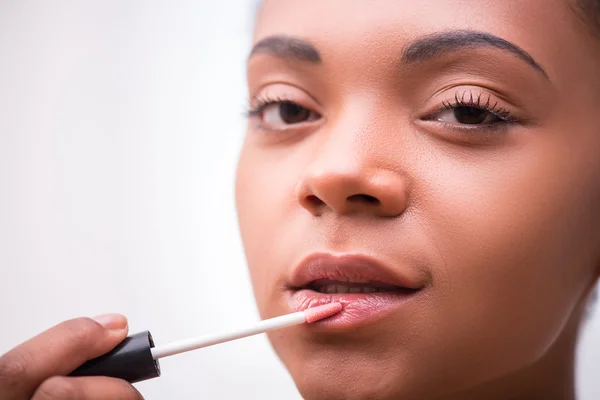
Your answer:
(296, 157), (408, 218)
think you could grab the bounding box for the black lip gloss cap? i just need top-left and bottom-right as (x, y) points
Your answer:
(70, 330), (161, 383)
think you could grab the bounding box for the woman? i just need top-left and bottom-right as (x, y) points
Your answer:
(2, 0), (599, 399)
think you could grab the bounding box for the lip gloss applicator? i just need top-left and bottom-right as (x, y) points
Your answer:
(69, 302), (343, 383)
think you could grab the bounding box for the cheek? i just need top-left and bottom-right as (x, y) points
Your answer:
(420, 140), (599, 371)
(235, 144), (299, 315)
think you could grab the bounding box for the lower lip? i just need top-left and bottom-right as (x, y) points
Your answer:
(288, 288), (419, 330)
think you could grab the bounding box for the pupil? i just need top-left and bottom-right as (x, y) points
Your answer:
(280, 103), (309, 124)
(453, 106), (487, 124)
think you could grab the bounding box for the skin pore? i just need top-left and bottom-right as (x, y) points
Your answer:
(236, 1), (600, 399)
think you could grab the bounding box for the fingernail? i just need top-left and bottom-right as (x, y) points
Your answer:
(93, 313), (128, 330)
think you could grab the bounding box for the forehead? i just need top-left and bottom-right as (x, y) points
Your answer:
(256, 0), (571, 38)
(254, 0), (593, 86)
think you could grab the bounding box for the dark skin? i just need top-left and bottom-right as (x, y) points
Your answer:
(1, 1), (599, 399)
(237, 0), (600, 399)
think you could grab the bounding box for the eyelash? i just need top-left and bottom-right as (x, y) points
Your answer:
(438, 90), (518, 124)
(454, 91), (510, 115)
(245, 90), (520, 135)
(245, 95), (297, 118)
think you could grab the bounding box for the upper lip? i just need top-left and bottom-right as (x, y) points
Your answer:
(288, 253), (424, 290)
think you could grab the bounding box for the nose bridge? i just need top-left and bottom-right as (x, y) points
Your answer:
(296, 105), (408, 217)
(304, 106), (381, 186)
(311, 98), (389, 175)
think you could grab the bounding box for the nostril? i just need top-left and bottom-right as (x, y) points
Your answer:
(305, 195), (324, 207)
(347, 194), (380, 205)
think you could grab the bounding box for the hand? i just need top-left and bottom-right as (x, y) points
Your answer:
(0, 314), (144, 399)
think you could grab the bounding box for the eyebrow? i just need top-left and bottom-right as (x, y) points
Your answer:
(249, 30), (549, 81)
(249, 35), (321, 63)
(402, 30), (549, 80)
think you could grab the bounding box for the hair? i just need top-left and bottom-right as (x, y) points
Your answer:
(577, 1), (600, 318)
(576, 0), (600, 37)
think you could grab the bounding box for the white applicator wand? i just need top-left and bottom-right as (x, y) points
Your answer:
(70, 303), (343, 383)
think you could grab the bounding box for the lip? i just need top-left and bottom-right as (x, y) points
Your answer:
(287, 253), (424, 330)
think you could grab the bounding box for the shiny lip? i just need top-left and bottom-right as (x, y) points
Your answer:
(286, 253), (424, 330)
(288, 253), (423, 291)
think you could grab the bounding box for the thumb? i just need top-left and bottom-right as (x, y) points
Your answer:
(0, 314), (128, 398)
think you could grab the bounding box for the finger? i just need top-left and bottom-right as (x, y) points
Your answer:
(32, 376), (143, 400)
(0, 314), (128, 398)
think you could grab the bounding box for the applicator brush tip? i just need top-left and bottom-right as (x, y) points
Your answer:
(304, 302), (343, 323)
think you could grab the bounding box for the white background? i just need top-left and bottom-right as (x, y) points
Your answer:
(0, 1), (598, 399)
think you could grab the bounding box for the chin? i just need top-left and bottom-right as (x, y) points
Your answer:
(269, 336), (413, 400)
(291, 366), (405, 400)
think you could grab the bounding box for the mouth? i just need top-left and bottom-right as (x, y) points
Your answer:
(287, 253), (424, 330)
(306, 278), (410, 294)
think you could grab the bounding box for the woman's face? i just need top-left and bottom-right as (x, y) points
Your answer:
(236, 1), (600, 399)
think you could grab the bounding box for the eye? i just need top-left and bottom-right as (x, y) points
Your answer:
(251, 100), (320, 130)
(423, 91), (518, 131)
(263, 101), (314, 124)
(434, 106), (502, 125)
